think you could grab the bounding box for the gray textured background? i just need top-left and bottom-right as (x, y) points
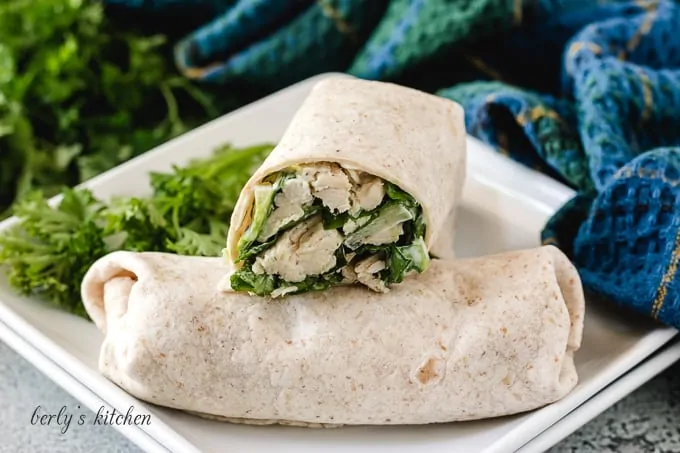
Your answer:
(1, 339), (678, 453)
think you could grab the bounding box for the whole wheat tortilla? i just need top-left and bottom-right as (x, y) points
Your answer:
(225, 77), (467, 265)
(82, 246), (584, 426)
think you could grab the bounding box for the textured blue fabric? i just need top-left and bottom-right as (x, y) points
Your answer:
(566, 1), (680, 190)
(174, 0), (313, 78)
(169, 0), (388, 90)
(105, 0), (680, 329)
(443, 0), (680, 326)
(187, 0), (387, 89)
(437, 81), (592, 191)
(573, 149), (680, 325)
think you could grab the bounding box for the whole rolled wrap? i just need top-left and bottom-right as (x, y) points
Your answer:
(81, 246), (585, 426)
(224, 77), (467, 297)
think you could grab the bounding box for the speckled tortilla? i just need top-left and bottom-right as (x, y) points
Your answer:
(81, 245), (585, 426)
(226, 77), (467, 265)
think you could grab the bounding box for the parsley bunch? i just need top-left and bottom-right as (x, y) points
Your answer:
(0, 143), (274, 317)
(0, 0), (227, 217)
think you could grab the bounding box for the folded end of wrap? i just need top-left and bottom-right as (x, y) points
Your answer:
(546, 244), (586, 355)
(82, 252), (229, 333)
(536, 244), (586, 399)
(81, 251), (151, 334)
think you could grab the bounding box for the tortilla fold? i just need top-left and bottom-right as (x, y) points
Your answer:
(82, 246), (584, 426)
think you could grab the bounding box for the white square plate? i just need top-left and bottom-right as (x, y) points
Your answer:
(0, 73), (676, 453)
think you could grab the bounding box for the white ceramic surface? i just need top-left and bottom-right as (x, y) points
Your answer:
(0, 73), (676, 453)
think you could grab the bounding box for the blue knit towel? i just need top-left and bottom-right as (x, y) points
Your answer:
(440, 0), (680, 327)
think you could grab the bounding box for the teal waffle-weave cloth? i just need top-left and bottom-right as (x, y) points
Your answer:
(104, 0), (680, 328)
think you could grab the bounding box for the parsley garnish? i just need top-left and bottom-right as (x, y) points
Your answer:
(0, 143), (273, 317)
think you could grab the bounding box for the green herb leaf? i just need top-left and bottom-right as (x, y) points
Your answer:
(0, 143), (273, 318)
(291, 271), (344, 294)
(321, 209), (349, 230)
(0, 0), (232, 216)
(384, 182), (417, 206)
(385, 237), (430, 284)
(166, 227), (224, 257)
(230, 268), (276, 296)
(230, 265), (345, 297)
(0, 188), (111, 316)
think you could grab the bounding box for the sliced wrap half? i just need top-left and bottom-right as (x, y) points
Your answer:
(82, 246), (585, 427)
(224, 77), (467, 297)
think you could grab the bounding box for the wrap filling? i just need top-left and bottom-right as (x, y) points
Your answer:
(229, 163), (430, 297)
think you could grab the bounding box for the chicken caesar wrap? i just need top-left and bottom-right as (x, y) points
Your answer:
(224, 77), (467, 297)
(81, 246), (584, 426)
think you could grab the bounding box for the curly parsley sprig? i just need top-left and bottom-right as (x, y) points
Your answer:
(0, 143), (273, 317)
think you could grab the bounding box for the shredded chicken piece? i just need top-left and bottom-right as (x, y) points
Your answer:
(354, 255), (388, 293)
(258, 178), (313, 242)
(346, 169), (363, 184)
(354, 177), (385, 212)
(300, 164), (352, 213)
(245, 163), (410, 291)
(254, 216), (342, 282)
(252, 259), (265, 275)
(341, 265), (357, 283)
(271, 286), (298, 298)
